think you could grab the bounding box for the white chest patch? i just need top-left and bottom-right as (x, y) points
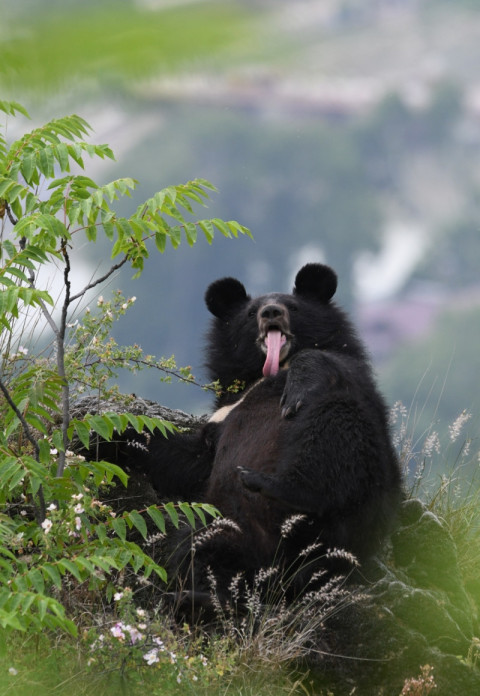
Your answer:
(208, 378), (266, 424)
(208, 398), (246, 423)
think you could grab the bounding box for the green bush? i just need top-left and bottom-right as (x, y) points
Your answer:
(0, 100), (249, 634)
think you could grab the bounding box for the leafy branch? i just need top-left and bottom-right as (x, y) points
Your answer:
(0, 99), (246, 635)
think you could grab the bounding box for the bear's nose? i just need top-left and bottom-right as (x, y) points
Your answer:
(260, 304), (285, 320)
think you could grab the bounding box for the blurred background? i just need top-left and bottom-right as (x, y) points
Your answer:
(2, 0), (479, 457)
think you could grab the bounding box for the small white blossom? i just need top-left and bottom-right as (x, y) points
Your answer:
(41, 518), (52, 534)
(113, 592), (123, 601)
(136, 608), (146, 617)
(47, 503), (57, 512)
(74, 516), (82, 531)
(143, 649), (159, 665)
(50, 448), (58, 455)
(74, 503), (84, 514)
(122, 303), (128, 310)
(72, 493), (83, 501)
(8, 667), (18, 676)
(97, 296), (104, 306)
(127, 626), (144, 644)
(18, 346), (28, 356)
(110, 623), (125, 640)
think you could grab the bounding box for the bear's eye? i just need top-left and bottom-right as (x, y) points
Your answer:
(248, 309), (257, 317)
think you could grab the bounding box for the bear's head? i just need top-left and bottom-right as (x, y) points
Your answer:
(204, 263), (363, 390)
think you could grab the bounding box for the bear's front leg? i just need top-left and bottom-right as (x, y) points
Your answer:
(280, 350), (346, 418)
(237, 466), (316, 512)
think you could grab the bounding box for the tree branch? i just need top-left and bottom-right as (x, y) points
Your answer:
(69, 255), (129, 303)
(0, 376), (46, 523)
(5, 202), (18, 226)
(55, 240), (71, 478)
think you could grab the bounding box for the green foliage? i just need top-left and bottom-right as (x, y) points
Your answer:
(0, 1), (253, 94)
(0, 100), (235, 635)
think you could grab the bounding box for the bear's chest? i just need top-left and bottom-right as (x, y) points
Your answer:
(205, 377), (286, 510)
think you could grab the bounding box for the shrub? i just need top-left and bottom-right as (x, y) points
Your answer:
(0, 99), (249, 634)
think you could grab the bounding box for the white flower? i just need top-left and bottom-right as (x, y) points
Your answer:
(97, 296), (104, 306)
(74, 516), (82, 531)
(18, 346), (28, 356)
(122, 303), (128, 310)
(110, 623), (125, 640)
(47, 503), (57, 512)
(8, 667), (18, 676)
(128, 626), (144, 644)
(113, 592), (123, 601)
(136, 608), (146, 617)
(41, 518), (52, 534)
(71, 493), (83, 501)
(143, 649), (159, 665)
(176, 674), (182, 684)
(50, 448), (58, 455)
(74, 504), (84, 514)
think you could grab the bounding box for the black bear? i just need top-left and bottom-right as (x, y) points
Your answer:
(117, 264), (402, 600)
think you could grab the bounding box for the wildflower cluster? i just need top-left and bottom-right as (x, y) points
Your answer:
(87, 588), (210, 685)
(400, 664), (437, 695)
(38, 488), (111, 546)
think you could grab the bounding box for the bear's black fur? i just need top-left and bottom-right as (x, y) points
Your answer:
(115, 264), (402, 600)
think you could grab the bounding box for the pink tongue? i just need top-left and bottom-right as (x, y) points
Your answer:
(262, 330), (286, 377)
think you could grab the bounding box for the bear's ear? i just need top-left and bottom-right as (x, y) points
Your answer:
(205, 277), (249, 318)
(293, 263), (338, 302)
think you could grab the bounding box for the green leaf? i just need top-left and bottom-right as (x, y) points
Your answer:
(198, 219), (214, 244)
(127, 510), (147, 539)
(20, 153), (36, 183)
(163, 501), (179, 529)
(95, 524), (107, 543)
(74, 421), (91, 449)
(169, 226), (182, 249)
(155, 230), (166, 253)
(0, 100), (30, 118)
(58, 559), (83, 582)
(212, 218), (231, 238)
(184, 222), (197, 246)
(111, 517), (127, 541)
(87, 414), (114, 441)
(146, 505), (166, 534)
(178, 501), (196, 529)
(42, 564), (62, 589)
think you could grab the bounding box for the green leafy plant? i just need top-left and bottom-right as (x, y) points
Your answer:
(0, 99), (249, 634)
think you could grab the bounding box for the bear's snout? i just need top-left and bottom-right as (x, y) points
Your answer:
(257, 302), (291, 339)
